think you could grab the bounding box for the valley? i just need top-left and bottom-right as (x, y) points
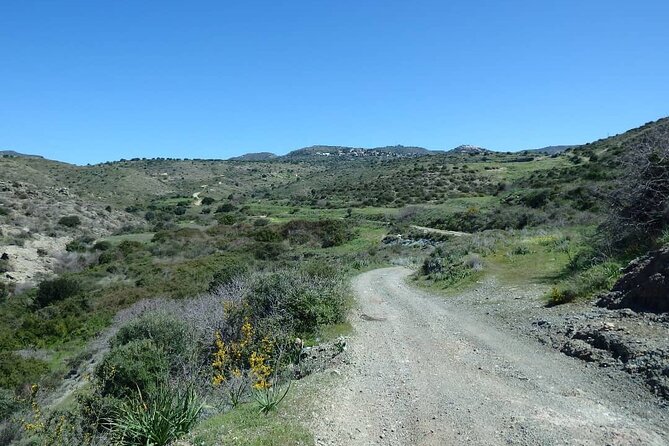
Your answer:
(1, 117), (668, 445)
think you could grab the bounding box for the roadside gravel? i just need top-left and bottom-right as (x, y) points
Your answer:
(309, 267), (669, 445)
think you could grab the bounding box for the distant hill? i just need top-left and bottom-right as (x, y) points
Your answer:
(524, 145), (575, 155)
(285, 145), (440, 159)
(0, 150), (43, 159)
(230, 152), (278, 161)
(448, 145), (492, 155)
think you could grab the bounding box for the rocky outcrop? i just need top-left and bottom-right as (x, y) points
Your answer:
(597, 248), (669, 313)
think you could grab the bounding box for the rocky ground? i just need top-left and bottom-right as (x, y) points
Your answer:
(0, 180), (140, 288)
(308, 267), (669, 445)
(532, 248), (669, 401)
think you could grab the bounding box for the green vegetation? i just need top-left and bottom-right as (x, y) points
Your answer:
(1, 116), (668, 445)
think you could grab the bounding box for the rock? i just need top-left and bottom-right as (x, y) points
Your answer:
(597, 248), (669, 313)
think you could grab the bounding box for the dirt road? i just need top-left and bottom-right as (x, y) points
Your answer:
(310, 267), (669, 445)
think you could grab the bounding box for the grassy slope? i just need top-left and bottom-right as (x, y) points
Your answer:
(2, 116), (668, 444)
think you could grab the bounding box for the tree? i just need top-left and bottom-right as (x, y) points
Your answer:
(603, 142), (669, 252)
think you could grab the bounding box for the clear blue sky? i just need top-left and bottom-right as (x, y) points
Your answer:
(2, 1), (668, 164)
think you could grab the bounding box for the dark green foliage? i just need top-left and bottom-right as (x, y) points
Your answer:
(208, 263), (250, 290)
(111, 313), (191, 360)
(95, 339), (169, 399)
(58, 215), (82, 227)
(215, 203), (236, 213)
(0, 388), (19, 419)
(66, 240), (87, 252)
(253, 242), (285, 260)
(246, 268), (349, 335)
(201, 196), (216, 206)
(93, 240), (112, 251)
(0, 207), (9, 216)
(252, 227), (282, 242)
(216, 214), (235, 225)
(35, 276), (81, 308)
(281, 219), (355, 248)
(118, 240), (144, 256)
(520, 189), (551, 208)
(0, 351), (48, 390)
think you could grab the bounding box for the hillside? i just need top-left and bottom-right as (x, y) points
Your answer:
(285, 144), (439, 159)
(1, 116), (669, 445)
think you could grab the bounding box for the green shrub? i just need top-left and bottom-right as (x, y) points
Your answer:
(546, 286), (576, 306)
(216, 214), (236, 225)
(281, 219), (355, 248)
(209, 264), (249, 290)
(0, 388), (19, 419)
(93, 241), (112, 251)
(246, 269), (349, 335)
(201, 197), (216, 206)
(252, 228), (282, 242)
(35, 276), (81, 308)
(111, 313), (191, 361)
(109, 384), (202, 446)
(66, 240), (88, 252)
(95, 339), (169, 399)
(118, 240), (144, 256)
(215, 203), (237, 213)
(0, 259), (10, 274)
(547, 261), (621, 306)
(0, 352), (48, 390)
(253, 242), (285, 260)
(511, 245), (531, 255)
(58, 215), (81, 228)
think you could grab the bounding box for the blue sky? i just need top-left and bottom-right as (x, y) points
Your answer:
(1, 1), (668, 164)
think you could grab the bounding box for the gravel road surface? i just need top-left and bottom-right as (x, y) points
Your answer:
(310, 267), (669, 445)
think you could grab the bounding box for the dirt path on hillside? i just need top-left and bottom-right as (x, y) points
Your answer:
(409, 225), (468, 237)
(192, 190), (203, 206)
(309, 267), (669, 445)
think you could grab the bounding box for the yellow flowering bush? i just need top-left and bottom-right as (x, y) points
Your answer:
(212, 316), (278, 406)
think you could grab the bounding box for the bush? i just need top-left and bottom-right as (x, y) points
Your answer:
(547, 261), (622, 306)
(111, 313), (191, 361)
(58, 215), (81, 228)
(201, 197), (216, 206)
(209, 264), (249, 290)
(281, 219), (355, 248)
(603, 143), (669, 252)
(93, 241), (112, 251)
(35, 276), (81, 307)
(95, 339), (169, 399)
(245, 268), (349, 335)
(546, 287), (577, 306)
(215, 203), (237, 213)
(118, 240), (144, 256)
(253, 242), (285, 260)
(216, 214), (236, 225)
(109, 384), (202, 446)
(66, 239), (88, 252)
(0, 388), (19, 419)
(0, 352), (48, 390)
